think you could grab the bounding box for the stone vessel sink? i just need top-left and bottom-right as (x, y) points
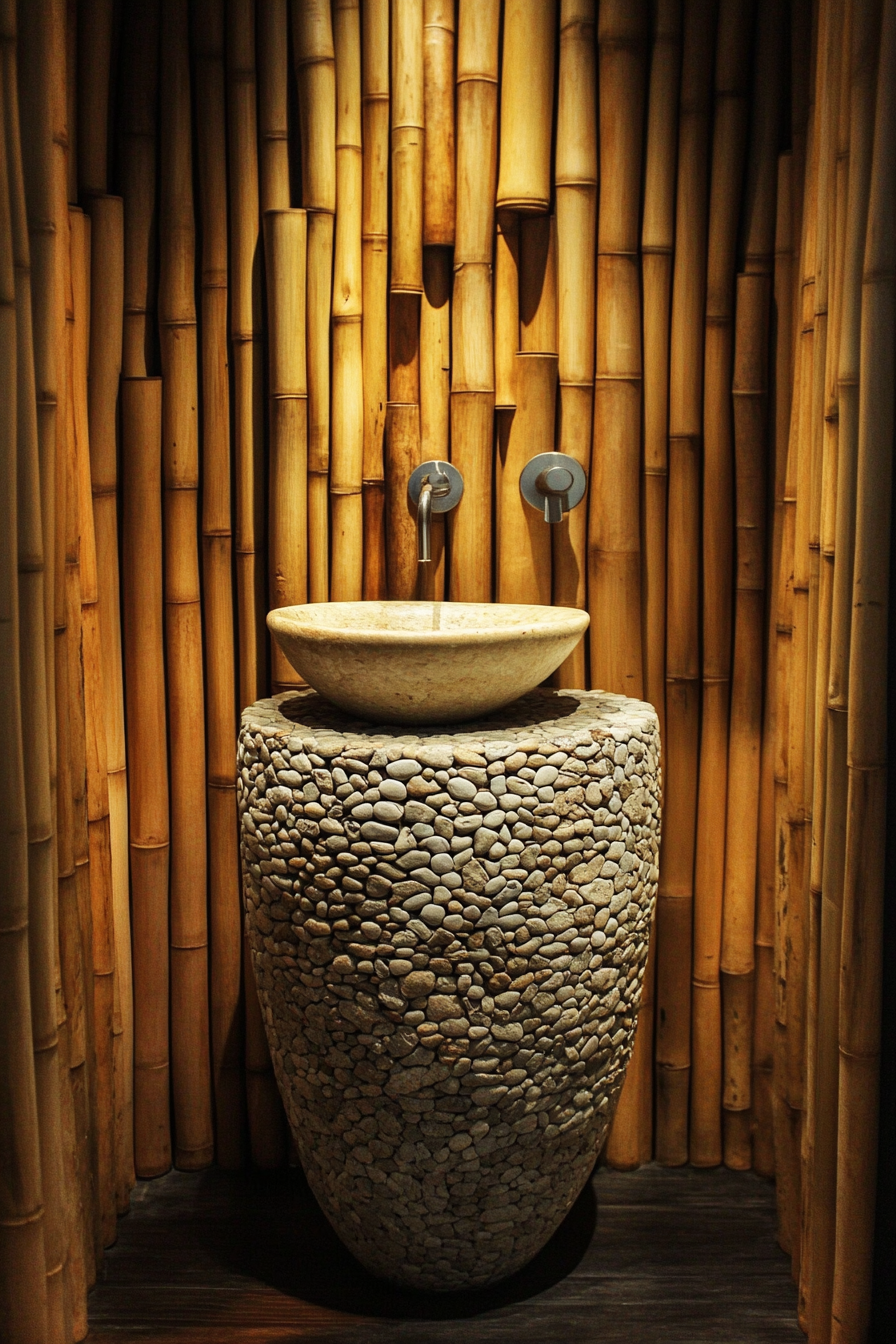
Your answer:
(239, 687), (661, 1290)
(266, 601), (590, 725)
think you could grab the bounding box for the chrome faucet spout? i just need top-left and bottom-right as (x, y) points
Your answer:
(417, 479), (434, 562)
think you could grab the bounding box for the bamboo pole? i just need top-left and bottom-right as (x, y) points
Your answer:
(689, 0), (754, 1170)
(423, 0), (455, 246)
(264, 208), (308, 685)
(553, 1), (596, 693)
(293, 0), (335, 604)
(12, 5), (73, 1332)
(519, 215), (558, 355)
(76, 0), (113, 196)
(808, 0), (881, 1331)
(830, 2), (894, 1337)
(84, 192), (132, 1214)
(121, 377), (170, 1179)
(497, 353), (557, 606)
(449, 0), (499, 601)
(258, 0), (291, 213)
(753, 149), (794, 1182)
(65, 0), (76, 204)
(192, 0), (245, 1172)
(160, 0), (213, 1173)
(0, 47), (48, 1332)
(331, 0), (363, 601)
(385, 400), (421, 600)
(119, 0), (160, 379)
(361, 0), (388, 599)
(391, 0), (424, 294)
(494, 212), (519, 412)
(228, 0), (267, 707)
(419, 245), (450, 600)
(496, 0), (556, 213)
(71, 207), (120, 1251)
(719, 0), (784, 1175)
(655, 0), (716, 1167)
(589, 1), (648, 701)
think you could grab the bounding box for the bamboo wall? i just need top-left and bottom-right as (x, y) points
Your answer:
(0, 1), (892, 1341)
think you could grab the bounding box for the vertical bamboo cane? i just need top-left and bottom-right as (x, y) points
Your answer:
(84, 192), (132, 1213)
(830, 2), (894, 1337)
(391, 0), (424, 294)
(258, 0), (291, 213)
(497, 353), (557, 606)
(449, 0), (499, 602)
(809, 0), (881, 1330)
(331, 0), (363, 601)
(264, 208), (308, 684)
(519, 215), (558, 355)
(12, 6), (74, 1332)
(689, 0), (754, 1170)
(719, 0), (784, 1176)
(419, 245), (450, 600)
(76, 0), (113, 197)
(65, 0), (76, 203)
(753, 150), (794, 1182)
(640, 0), (682, 749)
(159, 0), (213, 1172)
(590, 1), (648, 700)
(494, 212), (519, 412)
(385, 400), (421, 600)
(553, 1), (596, 693)
(423, 0), (455, 246)
(656, 0), (716, 1166)
(228, 0), (267, 704)
(293, 0), (335, 604)
(361, 0), (388, 599)
(192, 0), (245, 1171)
(0, 48), (49, 1331)
(119, 0), (160, 380)
(121, 377), (170, 1179)
(71, 207), (119, 1249)
(496, 0), (556, 213)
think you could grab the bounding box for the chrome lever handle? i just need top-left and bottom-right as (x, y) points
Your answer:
(520, 453), (587, 524)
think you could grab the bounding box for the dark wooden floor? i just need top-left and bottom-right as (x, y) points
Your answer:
(87, 1162), (801, 1344)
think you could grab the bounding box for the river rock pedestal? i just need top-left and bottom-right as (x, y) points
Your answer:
(239, 687), (661, 1290)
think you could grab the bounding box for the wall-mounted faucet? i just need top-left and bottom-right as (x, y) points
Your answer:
(520, 452), (587, 524)
(408, 460), (464, 562)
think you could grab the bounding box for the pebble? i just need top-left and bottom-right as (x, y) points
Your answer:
(240, 686), (661, 1293)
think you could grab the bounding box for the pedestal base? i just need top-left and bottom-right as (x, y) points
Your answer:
(239, 688), (661, 1289)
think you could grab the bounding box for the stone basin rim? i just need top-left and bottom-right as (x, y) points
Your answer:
(266, 599), (591, 647)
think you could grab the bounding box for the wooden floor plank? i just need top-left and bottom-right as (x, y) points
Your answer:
(87, 1164), (801, 1343)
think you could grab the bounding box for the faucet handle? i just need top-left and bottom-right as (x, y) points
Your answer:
(407, 460), (464, 513)
(520, 452), (587, 524)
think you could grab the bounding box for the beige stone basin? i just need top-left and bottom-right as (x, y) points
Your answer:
(266, 601), (590, 724)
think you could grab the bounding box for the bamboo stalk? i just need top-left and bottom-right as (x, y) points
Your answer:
(391, 0), (424, 295)
(419, 245), (450, 600)
(361, 0), (388, 599)
(11, 6), (73, 1332)
(808, 0), (881, 1329)
(228, 0), (267, 704)
(590, 0), (648, 700)
(494, 212), (519, 411)
(830, 2), (894, 1338)
(119, 0), (160, 379)
(258, 0), (291, 213)
(496, 0), (556, 213)
(264, 208), (308, 685)
(293, 0), (335, 604)
(753, 149), (794, 1182)
(497, 353), (557, 605)
(192, 0), (245, 1172)
(519, 214), (558, 355)
(423, 0), (455, 246)
(160, 0), (213, 1173)
(71, 206), (120, 1251)
(76, 0), (113, 196)
(65, 0), (76, 203)
(121, 377), (170, 1179)
(0, 50), (48, 1329)
(656, 0), (716, 1167)
(385, 400), (421, 600)
(552, 1), (597, 693)
(690, 0), (754, 1170)
(640, 0), (682, 750)
(331, 0), (363, 601)
(83, 192), (132, 1215)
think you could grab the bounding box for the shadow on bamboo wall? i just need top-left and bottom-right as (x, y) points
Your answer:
(0, 1), (893, 1342)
